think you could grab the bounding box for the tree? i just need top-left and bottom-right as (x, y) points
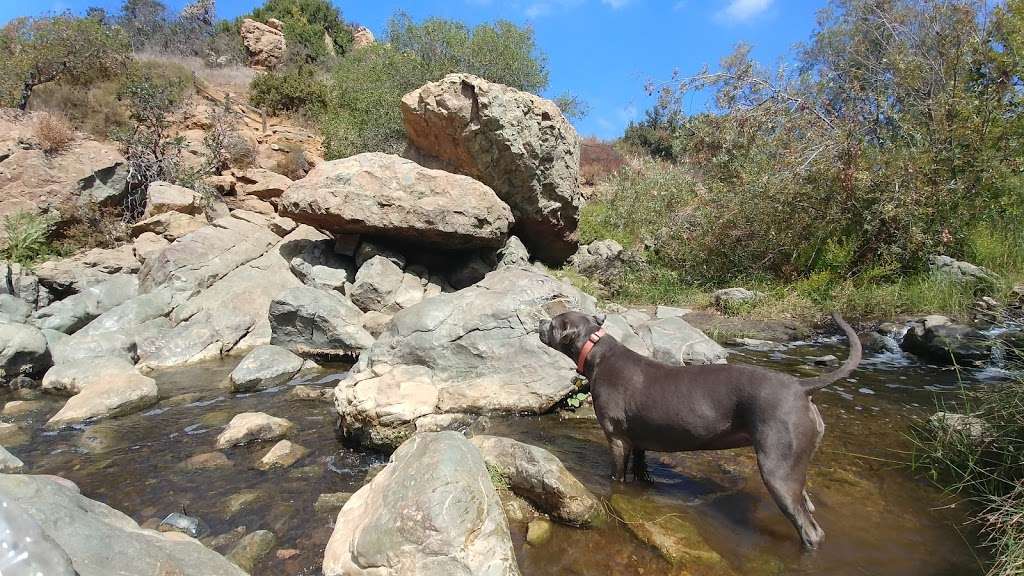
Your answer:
(247, 0), (352, 64)
(118, 0), (170, 51)
(553, 92), (590, 122)
(386, 12), (549, 93)
(0, 15), (129, 110)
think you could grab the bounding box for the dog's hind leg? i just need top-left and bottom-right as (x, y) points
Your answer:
(755, 419), (824, 549)
(631, 449), (651, 482)
(802, 490), (816, 514)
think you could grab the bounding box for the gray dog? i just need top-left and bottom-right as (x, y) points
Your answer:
(538, 311), (862, 549)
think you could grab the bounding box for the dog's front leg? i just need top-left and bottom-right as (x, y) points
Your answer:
(608, 437), (630, 482)
(632, 449), (651, 482)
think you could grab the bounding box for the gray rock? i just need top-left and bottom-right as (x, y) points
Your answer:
(929, 412), (988, 442)
(333, 233), (360, 257)
(0, 261), (51, 308)
(313, 492), (353, 513)
(33, 245), (140, 296)
(50, 330), (137, 365)
(570, 239), (626, 283)
(335, 267), (596, 450)
(226, 529), (276, 572)
(349, 256), (405, 312)
(929, 255), (999, 285)
(360, 310), (392, 337)
(288, 236), (354, 293)
(42, 356), (138, 396)
(46, 367), (157, 428)
(0, 294), (32, 323)
(448, 252), (494, 289)
(601, 313), (650, 355)
(269, 286), (374, 360)
(655, 305), (690, 319)
(732, 338), (787, 352)
(144, 181), (205, 217)
(712, 287), (764, 309)
(0, 322), (51, 381)
(30, 274), (138, 333)
(229, 345), (307, 392)
(0, 474), (246, 575)
(807, 354), (839, 367)
(75, 288), (175, 337)
(638, 317), (728, 365)
(354, 240), (405, 269)
(216, 412), (293, 449)
(901, 319), (991, 365)
(159, 512), (208, 538)
(323, 431), (521, 576)
(280, 153), (513, 249)
(497, 235), (531, 268)
(402, 73), (582, 263)
(0, 445), (24, 472)
(470, 435), (600, 526)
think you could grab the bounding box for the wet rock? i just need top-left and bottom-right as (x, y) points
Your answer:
(0, 445), (24, 472)
(0, 423), (27, 446)
(34, 245), (140, 295)
(470, 435), (601, 526)
(216, 412), (293, 448)
(0, 474), (245, 575)
(8, 375), (39, 391)
(204, 526), (248, 552)
(929, 412), (988, 443)
(269, 286), (374, 359)
(45, 369), (158, 428)
(226, 530), (276, 572)
(276, 548), (300, 560)
(732, 337), (787, 352)
(570, 239), (627, 283)
(0, 322), (51, 381)
(229, 345), (308, 392)
(2, 399), (47, 416)
(323, 431), (520, 576)
(712, 287), (764, 309)
(0, 294), (31, 323)
(144, 181), (205, 217)
(336, 267), (596, 450)
(609, 493), (733, 572)
(807, 354), (839, 367)
(402, 73), (582, 263)
(280, 152), (513, 249)
(901, 319), (991, 365)
(30, 274), (138, 333)
(638, 317), (728, 365)
(288, 385), (333, 402)
(132, 231), (171, 263)
(159, 512), (209, 538)
(526, 518), (553, 546)
(184, 451), (232, 470)
(256, 439), (309, 470)
(313, 492), (353, 514)
(223, 490), (262, 517)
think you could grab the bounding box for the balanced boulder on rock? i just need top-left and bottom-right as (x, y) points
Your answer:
(280, 152), (513, 249)
(402, 73), (582, 263)
(323, 431), (521, 576)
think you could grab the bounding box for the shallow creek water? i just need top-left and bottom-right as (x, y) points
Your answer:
(0, 338), (997, 575)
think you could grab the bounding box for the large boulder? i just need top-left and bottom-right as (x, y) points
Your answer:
(42, 356), (138, 396)
(348, 255), (404, 312)
(638, 317), (728, 366)
(323, 431), (521, 576)
(470, 435), (601, 527)
(29, 274), (138, 334)
(0, 294), (31, 323)
(269, 286), (374, 360)
(0, 322), (51, 381)
(229, 344), (311, 392)
(570, 239), (627, 283)
(335, 267), (596, 450)
(240, 18), (286, 69)
(0, 261), (52, 308)
(928, 255), (999, 285)
(402, 73), (582, 263)
(280, 152), (513, 249)
(0, 474), (247, 576)
(0, 111), (128, 235)
(143, 181), (205, 217)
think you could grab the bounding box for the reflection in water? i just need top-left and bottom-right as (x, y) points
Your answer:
(1, 340), (992, 575)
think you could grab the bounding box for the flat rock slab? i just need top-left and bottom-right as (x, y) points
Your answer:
(323, 431), (521, 576)
(280, 152), (513, 249)
(46, 370), (158, 428)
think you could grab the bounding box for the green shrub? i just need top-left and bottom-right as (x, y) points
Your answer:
(247, 0), (352, 65)
(249, 65), (328, 115)
(2, 212), (56, 266)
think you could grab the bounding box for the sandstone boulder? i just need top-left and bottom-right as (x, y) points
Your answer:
(240, 18), (286, 69)
(46, 367), (158, 428)
(131, 211), (209, 241)
(144, 181), (205, 217)
(323, 431), (520, 576)
(335, 267), (596, 450)
(402, 74), (582, 262)
(233, 168), (292, 200)
(280, 152), (513, 249)
(216, 412), (293, 448)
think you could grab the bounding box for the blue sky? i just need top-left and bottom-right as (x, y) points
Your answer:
(1, 0), (826, 138)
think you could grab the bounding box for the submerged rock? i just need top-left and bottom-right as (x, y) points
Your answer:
(229, 345), (309, 392)
(46, 368), (158, 428)
(0, 445), (25, 472)
(216, 412), (293, 448)
(470, 435), (601, 527)
(323, 431), (521, 576)
(226, 529), (276, 572)
(526, 518), (553, 546)
(256, 439), (309, 470)
(0, 474), (246, 575)
(159, 512), (209, 538)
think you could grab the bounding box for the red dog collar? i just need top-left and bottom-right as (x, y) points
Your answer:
(576, 328), (606, 374)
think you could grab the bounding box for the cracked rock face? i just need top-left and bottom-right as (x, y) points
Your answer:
(401, 73), (582, 263)
(334, 267), (596, 450)
(323, 431), (521, 576)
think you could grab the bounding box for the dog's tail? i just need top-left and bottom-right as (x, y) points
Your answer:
(799, 312), (862, 393)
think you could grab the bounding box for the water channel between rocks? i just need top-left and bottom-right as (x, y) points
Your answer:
(1, 339), (993, 575)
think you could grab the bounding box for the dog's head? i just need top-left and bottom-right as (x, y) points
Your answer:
(538, 311), (606, 360)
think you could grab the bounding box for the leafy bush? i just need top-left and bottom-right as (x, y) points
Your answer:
(0, 14), (129, 110)
(33, 112), (74, 154)
(246, 0), (352, 65)
(249, 65), (328, 115)
(1, 212), (56, 266)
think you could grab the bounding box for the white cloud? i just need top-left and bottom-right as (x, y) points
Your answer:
(524, 2), (552, 18)
(716, 0), (773, 23)
(601, 0), (632, 8)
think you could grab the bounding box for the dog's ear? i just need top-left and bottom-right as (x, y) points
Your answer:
(558, 324), (579, 346)
(594, 314), (606, 326)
